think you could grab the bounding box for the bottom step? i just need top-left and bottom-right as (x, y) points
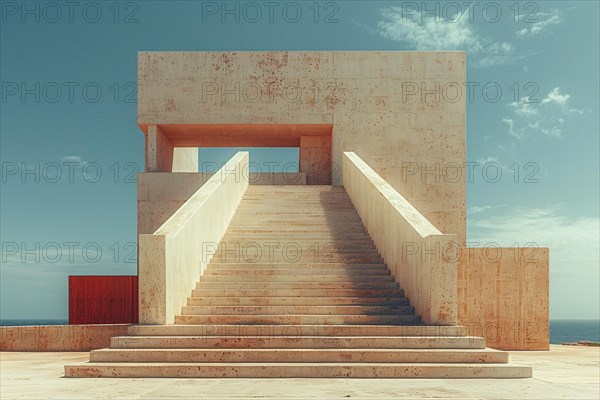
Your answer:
(65, 363), (532, 378)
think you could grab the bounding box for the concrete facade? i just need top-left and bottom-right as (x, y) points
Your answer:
(137, 51), (466, 243)
(132, 51), (549, 351)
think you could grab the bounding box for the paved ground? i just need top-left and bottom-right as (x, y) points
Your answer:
(1, 345), (598, 399)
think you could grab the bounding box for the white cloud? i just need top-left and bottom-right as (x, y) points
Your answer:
(516, 10), (563, 37)
(509, 97), (539, 118)
(377, 8), (515, 67)
(476, 156), (498, 164)
(503, 87), (586, 139)
(378, 9), (480, 50)
(541, 87), (569, 105)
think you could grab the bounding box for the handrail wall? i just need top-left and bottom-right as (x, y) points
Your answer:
(343, 152), (458, 325)
(138, 151), (249, 324)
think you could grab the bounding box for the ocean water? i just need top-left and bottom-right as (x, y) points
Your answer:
(2, 319), (599, 344)
(0, 319), (68, 326)
(550, 320), (600, 344)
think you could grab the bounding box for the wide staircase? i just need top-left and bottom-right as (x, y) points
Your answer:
(65, 186), (531, 378)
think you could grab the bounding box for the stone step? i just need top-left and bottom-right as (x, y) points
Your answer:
(225, 233), (370, 238)
(174, 314), (421, 325)
(213, 245), (379, 252)
(228, 230), (363, 235)
(215, 241), (379, 248)
(225, 229), (369, 235)
(237, 202), (356, 206)
(210, 253), (384, 264)
(65, 363), (531, 378)
(65, 363), (532, 378)
(226, 223), (368, 228)
(237, 199), (354, 202)
(205, 257), (385, 264)
(186, 296), (409, 306)
(214, 247), (380, 253)
(199, 274), (395, 283)
(205, 262), (388, 269)
(227, 222), (365, 225)
(231, 218), (365, 223)
(89, 348), (509, 363)
(237, 208), (358, 210)
(191, 288), (405, 297)
(207, 256), (384, 264)
(204, 268), (391, 276)
(228, 221), (366, 226)
(111, 335), (482, 349)
(180, 305), (415, 315)
(126, 324), (468, 337)
(236, 203), (357, 205)
(233, 211), (359, 215)
(195, 281), (400, 290)
(234, 208), (355, 211)
(221, 241), (374, 246)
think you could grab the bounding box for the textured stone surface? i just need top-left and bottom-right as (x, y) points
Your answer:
(458, 247), (550, 350)
(65, 363), (530, 379)
(137, 51), (466, 243)
(3, 346), (597, 398)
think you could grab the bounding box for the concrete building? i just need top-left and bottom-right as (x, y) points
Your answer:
(61, 51), (548, 378)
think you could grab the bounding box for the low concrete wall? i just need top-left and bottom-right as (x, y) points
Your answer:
(138, 152), (249, 324)
(0, 324), (129, 351)
(458, 247), (550, 350)
(343, 152), (458, 325)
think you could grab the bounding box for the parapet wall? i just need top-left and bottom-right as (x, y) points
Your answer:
(0, 324), (129, 351)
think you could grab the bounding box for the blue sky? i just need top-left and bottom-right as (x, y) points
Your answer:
(1, 1), (598, 320)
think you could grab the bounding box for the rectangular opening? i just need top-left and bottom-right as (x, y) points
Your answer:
(198, 147), (299, 173)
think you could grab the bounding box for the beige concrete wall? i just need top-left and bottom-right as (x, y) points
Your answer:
(458, 247), (549, 350)
(0, 324), (129, 351)
(343, 152), (458, 325)
(138, 152), (249, 324)
(138, 51), (466, 243)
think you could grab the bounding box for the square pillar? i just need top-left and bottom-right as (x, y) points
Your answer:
(146, 125), (173, 172)
(299, 135), (331, 184)
(145, 127), (198, 172)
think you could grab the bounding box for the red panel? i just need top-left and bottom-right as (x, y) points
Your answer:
(69, 276), (138, 324)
